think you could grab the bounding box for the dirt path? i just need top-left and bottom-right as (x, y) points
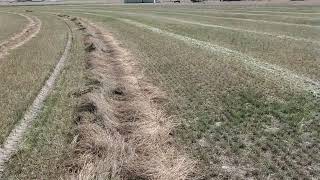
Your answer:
(64, 17), (194, 179)
(0, 21), (72, 176)
(0, 13), (41, 59)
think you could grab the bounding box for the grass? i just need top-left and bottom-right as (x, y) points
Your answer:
(1, 4), (320, 179)
(0, 12), (28, 42)
(126, 7), (320, 25)
(57, 7), (320, 40)
(0, 12), (67, 144)
(56, 10), (320, 80)
(52, 5), (320, 25)
(2, 20), (86, 179)
(61, 11), (320, 178)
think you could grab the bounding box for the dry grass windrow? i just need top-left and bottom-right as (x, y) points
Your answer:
(66, 17), (195, 179)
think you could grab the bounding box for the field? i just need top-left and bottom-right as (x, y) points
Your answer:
(0, 2), (320, 179)
(0, 12), (28, 42)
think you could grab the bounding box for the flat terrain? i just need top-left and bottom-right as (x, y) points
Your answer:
(0, 12), (67, 144)
(0, 3), (320, 179)
(0, 12), (28, 42)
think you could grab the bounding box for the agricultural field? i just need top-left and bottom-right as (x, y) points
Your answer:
(0, 12), (28, 42)
(0, 2), (320, 179)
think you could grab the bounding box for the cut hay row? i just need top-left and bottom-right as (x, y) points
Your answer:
(221, 10), (320, 16)
(119, 19), (320, 96)
(0, 21), (72, 176)
(88, 11), (320, 44)
(81, 13), (320, 98)
(68, 6), (317, 19)
(180, 9), (320, 17)
(59, 7), (319, 26)
(131, 7), (320, 19)
(120, 18), (320, 97)
(65, 17), (194, 179)
(0, 13), (41, 59)
(60, 10), (320, 44)
(152, 11), (319, 27)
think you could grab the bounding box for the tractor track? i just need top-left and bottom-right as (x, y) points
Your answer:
(76, 12), (320, 98)
(63, 10), (320, 44)
(118, 11), (320, 44)
(0, 13), (41, 59)
(119, 18), (320, 98)
(0, 18), (72, 176)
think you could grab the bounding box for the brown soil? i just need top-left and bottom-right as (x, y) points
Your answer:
(65, 17), (195, 179)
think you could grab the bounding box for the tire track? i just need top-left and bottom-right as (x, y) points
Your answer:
(0, 21), (72, 176)
(58, 8), (320, 28)
(222, 10), (320, 16)
(76, 12), (320, 97)
(118, 18), (320, 97)
(151, 11), (320, 28)
(113, 11), (320, 44)
(70, 6), (320, 22)
(66, 10), (320, 44)
(0, 13), (41, 59)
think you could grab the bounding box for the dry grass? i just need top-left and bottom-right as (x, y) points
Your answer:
(0, 13), (67, 144)
(0, 14), (41, 59)
(85, 11), (320, 81)
(66, 12), (320, 179)
(2, 5), (320, 179)
(1, 18), (87, 179)
(0, 12), (28, 42)
(64, 17), (194, 179)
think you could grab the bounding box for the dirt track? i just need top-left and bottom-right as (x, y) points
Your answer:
(0, 13), (41, 59)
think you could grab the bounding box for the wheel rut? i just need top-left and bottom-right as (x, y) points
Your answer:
(0, 13), (41, 59)
(0, 19), (72, 176)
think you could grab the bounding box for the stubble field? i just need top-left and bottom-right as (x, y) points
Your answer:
(0, 3), (320, 179)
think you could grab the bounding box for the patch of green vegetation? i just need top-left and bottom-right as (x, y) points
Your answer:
(177, 89), (320, 178)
